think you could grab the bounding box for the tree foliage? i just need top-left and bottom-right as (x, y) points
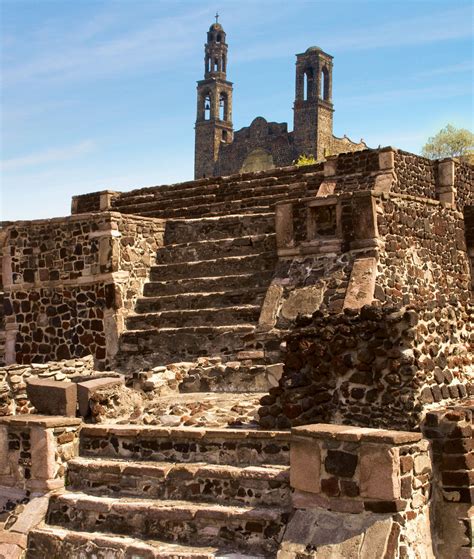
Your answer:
(294, 153), (318, 167)
(422, 124), (474, 164)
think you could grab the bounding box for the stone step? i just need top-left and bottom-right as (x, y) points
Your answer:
(164, 213), (275, 244)
(67, 457), (291, 507)
(131, 191), (307, 220)
(137, 391), (267, 426)
(28, 526), (271, 558)
(46, 493), (289, 555)
(112, 166), (321, 205)
(114, 181), (310, 215)
(112, 171), (317, 206)
(138, 204), (278, 220)
(135, 289), (267, 313)
(117, 324), (255, 366)
(155, 234), (276, 264)
(143, 272), (274, 297)
(80, 425), (291, 466)
(126, 306), (262, 330)
(149, 253), (277, 281)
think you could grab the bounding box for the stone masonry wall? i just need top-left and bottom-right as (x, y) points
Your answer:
(375, 194), (471, 307)
(454, 160), (474, 211)
(422, 403), (474, 559)
(284, 424), (434, 558)
(2, 212), (164, 367)
(394, 151), (438, 199)
(259, 304), (473, 431)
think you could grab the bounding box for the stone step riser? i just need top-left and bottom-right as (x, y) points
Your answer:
(113, 178), (314, 211)
(135, 291), (265, 313)
(27, 529), (216, 559)
(143, 272), (274, 297)
(126, 306), (261, 330)
(133, 191), (305, 217)
(125, 205), (274, 220)
(80, 431), (290, 467)
(155, 235), (276, 265)
(117, 327), (253, 365)
(112, 169), (321, 205)
(46, 498), (287, 555)
(67, 463), (291, 507)
(164, 215), (275, 244)
(149, 254), (277, 281)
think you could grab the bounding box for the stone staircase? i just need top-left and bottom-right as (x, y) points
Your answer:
(27, 425), (292, 558)
(114, 167), (322, 370)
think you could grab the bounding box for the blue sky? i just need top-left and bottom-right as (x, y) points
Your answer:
(1, 0), (473, 221)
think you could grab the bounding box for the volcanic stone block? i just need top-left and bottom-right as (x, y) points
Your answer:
(77, 377), (124, 417)
(27, 379), (77, 417)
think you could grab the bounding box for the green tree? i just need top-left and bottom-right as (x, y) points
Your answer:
(422, 124), (474, 164)
(294, 153), (318, 167)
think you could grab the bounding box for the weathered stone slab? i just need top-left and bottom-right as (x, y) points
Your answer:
(290, 437), (321, 494)
(77, 376), (124, 417)
(26, 380), (77, 417)
(359, 445), (401, 500)
(343, 257), (377, 310)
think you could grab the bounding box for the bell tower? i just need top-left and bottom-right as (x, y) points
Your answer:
(293, 46), (334, 160)
(194, 16), (233, 179)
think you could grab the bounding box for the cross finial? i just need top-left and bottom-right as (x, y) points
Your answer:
(215, 12), (219, 24)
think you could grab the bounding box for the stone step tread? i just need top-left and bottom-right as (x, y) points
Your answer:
(68, 456), (289, 480)
(121, 324), (255, 335)
(145, 272), (273, 289)
(131, 191), (306, 216)
(130, 305), (262, 317)
(28, 526), (270, 558)
(137, 205), (279, 219)
(151, 252), (276, 271)
(137, 288), (267, 304)
(80, 424), (291, 441)
(51, 492), (290, 520)
(158, 233), (275, 251)
(167, 212), (275, 224)
(114, 181), (311, 209)
(114, 167), (320, 201)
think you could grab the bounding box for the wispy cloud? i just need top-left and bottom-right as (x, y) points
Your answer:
(233, 6), (473, 63)
(2, 7), (209, 87)
(416, 61), (474, 78)
(339, 83), (472, 107)
(1, 140), (96, 172)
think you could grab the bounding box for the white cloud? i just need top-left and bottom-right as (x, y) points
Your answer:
(1, 140), (96, 172)
(233, 5), (474, 63)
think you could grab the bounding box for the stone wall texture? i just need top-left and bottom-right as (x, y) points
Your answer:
(1, 212), (164, 367)
(259, 304), (473, 431)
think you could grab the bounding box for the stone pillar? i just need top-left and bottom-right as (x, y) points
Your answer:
(280, 424), (435, 558)
(0, 415), (82, 492)
(422, 405), (474, 559)
(437, 159), (456, 205)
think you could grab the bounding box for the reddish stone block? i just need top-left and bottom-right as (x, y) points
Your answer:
(77, 377), (124, 417)
(26, 379), (77, 417)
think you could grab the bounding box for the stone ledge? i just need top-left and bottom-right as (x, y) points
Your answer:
(292, 424), (422, 444)
(81, 424), (292, 440)
(0, 415), (82, 428)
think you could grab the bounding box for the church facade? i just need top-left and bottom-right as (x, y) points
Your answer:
(194, 20), (366, 179)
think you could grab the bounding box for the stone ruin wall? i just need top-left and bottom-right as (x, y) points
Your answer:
(259, 304), (472, 431)
(1, 212), (164, 368)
